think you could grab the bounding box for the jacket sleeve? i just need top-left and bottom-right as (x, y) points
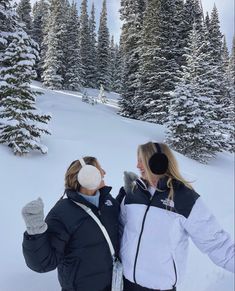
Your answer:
(184, 197), (234, 273)
(22, 212), (70, 273)
(118, 187), (127, 238)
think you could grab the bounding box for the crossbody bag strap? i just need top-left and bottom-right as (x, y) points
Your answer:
(72, 200), (115, 258)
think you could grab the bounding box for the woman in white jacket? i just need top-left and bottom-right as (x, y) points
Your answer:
(118, 141), (234, 291)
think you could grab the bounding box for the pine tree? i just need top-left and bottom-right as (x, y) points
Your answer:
(42, 0), (68, 89)
(82, 90), (89, 103)
(207, 5), (232, 151)
(79, 0), (90, 86)
(118, 0), (145, 117)
(224, 36), (235, 152)
(63, 1), (82, 90)
(97, 0), (110, 90)
(135, 0), (161, 120)
(32, 0), (49, 79)
(173, 0), (185, 66)
(221, 36), (230, 72)
(229, 37), (235, 151)
(181, 0), (204, 65)
(32, 0), (49, 49)
(86, 2), (98, 88)
(182, 0), (204, 37)
(0, 0), (13, 78)
(228, 36), (235, 90)
(151, 0), (182, 123)
(136, 0), (183, 124)
(166, 25), (220, 163)
(205, 11), (210, 30)
(0, 0), (51, 155)
(109, 40), (122, 93)
(208, 5), (223, 62)
(16, 0), (33, 35)
(113, 44), (123, 93)
(109, 35), (116, 91)
(221, 36), (231, 99)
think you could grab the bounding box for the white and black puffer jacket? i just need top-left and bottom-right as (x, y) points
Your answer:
(118, 173), (234, 290)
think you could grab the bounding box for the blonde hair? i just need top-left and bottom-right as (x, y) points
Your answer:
(138, 142), (193, 201)
(64, 156), (98, 191)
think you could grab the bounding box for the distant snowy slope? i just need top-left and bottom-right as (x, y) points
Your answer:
(0, 82), (234, 291)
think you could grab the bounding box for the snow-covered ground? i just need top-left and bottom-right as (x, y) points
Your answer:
(0, 82), (234, 291)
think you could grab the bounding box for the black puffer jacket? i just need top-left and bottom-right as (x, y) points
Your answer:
(22, 187), (119, 291)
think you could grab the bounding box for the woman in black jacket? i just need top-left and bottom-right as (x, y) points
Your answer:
(22, 157), (119, 291)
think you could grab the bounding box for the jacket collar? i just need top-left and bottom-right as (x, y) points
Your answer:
(136, 176), (169, 192)
(65, 186), (112, 209)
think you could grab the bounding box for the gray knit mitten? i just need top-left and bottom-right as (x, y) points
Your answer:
(123, 171), (139, 194)
(22, 197), (48, 235)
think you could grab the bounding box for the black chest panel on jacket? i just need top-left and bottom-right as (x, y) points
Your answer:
(123, 178), (200, 218)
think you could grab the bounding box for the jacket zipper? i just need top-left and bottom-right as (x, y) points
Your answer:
(172, 258), (177, 287)
(133, 196), (153, 284)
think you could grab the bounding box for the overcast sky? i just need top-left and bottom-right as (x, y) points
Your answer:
(14, 0), (234, 50)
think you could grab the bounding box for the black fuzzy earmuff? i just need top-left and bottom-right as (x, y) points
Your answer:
(148, 143), (168, 175)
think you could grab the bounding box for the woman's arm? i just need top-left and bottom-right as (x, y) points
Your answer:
(22, 201), (70, 273)
(184, 197), (234, 272)
(116, 187), (127, 238)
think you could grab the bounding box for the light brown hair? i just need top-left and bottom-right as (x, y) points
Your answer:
(64, 156), (98, 191)
(138, 142), (193, 201)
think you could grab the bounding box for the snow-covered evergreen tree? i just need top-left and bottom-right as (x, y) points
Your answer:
(0, 0), (13, 70)
(118, 0), (145, 117)
(221, 36), (232, 100)
(181, 0), (204, 65)
(135, 0), (183, 124)
(229, 36), (235, 151)
(224, 36), (235, 152)
(166, 25), (221, 163)
(207, 5), (232, 151)
(114, 44), (123, 93)
(109, 39), (122, 93)
(32, 0), (49, 80)
(221, 36), (230, 72)
(173, 0), (185, 67)
(109, 35), (116, 91)
(182, 0), (204, 38)
(228, 36), (235, 90)
(98, 84), (107, 103)
(16, 0), (33, 35)
(205, 11), (210, 30)
(42, 0), (68, 89)
(152, 0), (183, 123)
(97, 0), (110, 90)
(0, 0), (51, 155)
(82, 90), (89, 102)
(79, 0), (90, 86)
(86, 2), (98, 88)
(208, 5), (223, 63)
(63, 1), (82, 90)
(135, 0), (161, 120)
